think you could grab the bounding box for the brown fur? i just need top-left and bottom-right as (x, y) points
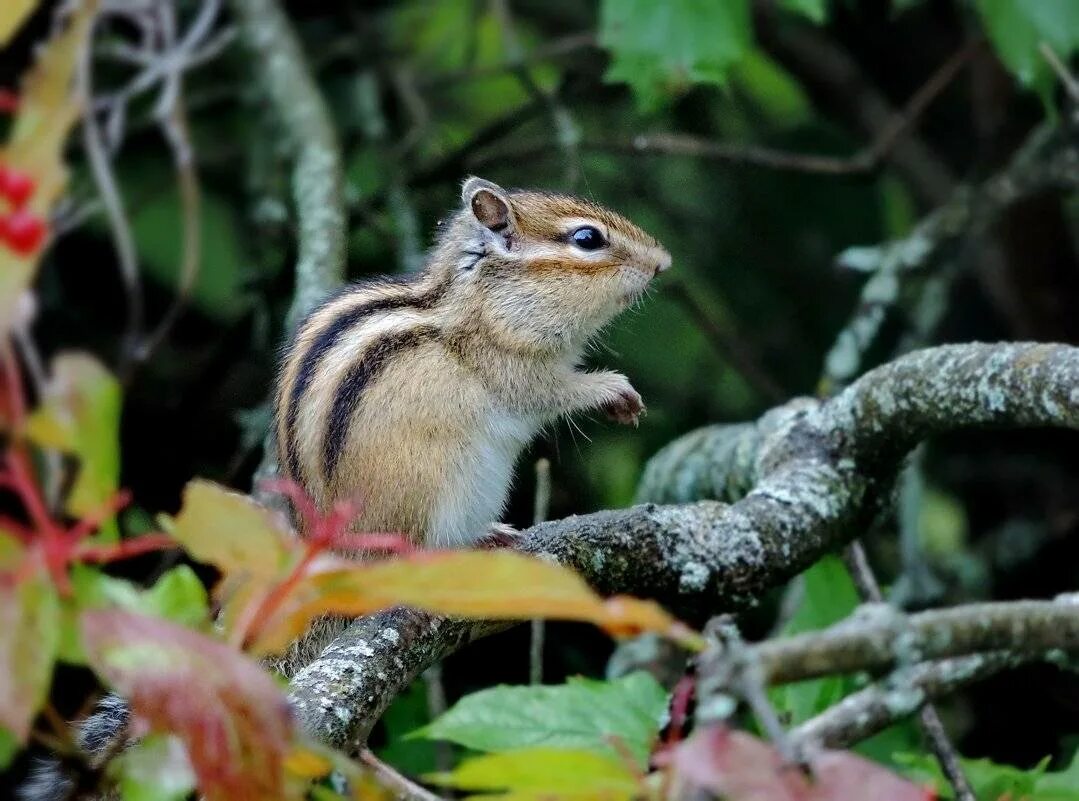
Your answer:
(275, 176), (670, 545)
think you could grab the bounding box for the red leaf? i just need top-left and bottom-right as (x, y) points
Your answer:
(666, 726), (803, 801)
(664, 725), (931, 801)
(81, 610), (295, 801)
(812, 750), (936, 801)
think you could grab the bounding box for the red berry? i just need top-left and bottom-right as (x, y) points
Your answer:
(0, 210), (47, 256)
(0, 165), (35, 207)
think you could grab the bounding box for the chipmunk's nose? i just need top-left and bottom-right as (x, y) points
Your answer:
(654, 251), (672, 274)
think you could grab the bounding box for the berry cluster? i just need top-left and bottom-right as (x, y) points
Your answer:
(0, 165), (46, 256)
(0, 91), (47, 258)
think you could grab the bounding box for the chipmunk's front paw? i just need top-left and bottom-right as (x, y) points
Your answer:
(597, 374), (645, 426)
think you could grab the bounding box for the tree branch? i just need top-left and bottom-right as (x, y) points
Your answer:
(289, 342), (1079, 751)
(229, 0), (347, 502)
(822, 118), (1079, 392)
(755, 598), (1079, 685)
(231, 0), (346, 329)
(788, 651), (1024, 750)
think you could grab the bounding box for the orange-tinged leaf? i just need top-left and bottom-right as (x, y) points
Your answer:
(81, 609), (296, 801)
(25, 352), (121, 537)
(172, 479), (293, 579)
(0, 566), (60, 739)
(0, 0), (98, 331)
(0, 0), (40, 47)
(250, 550), (683, 655)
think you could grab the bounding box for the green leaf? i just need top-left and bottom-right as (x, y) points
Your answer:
(377, 681), (441, 776)
(599, 0), (754, 111)
(1039, 751), (1079, 799)
(111, 734), (196, 801)
(730, 49), (813, 128)
(413, 672), (666, 768)
(0, 726), (17, 770)
(25, 352), (122, 542)
(895, 751), (1079, 801)
(98, 161), (253, 322)
(778, 554), (860, 635)
(974, 0), (1079, 99)
(0, 569), (60, 739)
(61, 565), (209, 666)
(0, 528), (23, 570)
(425, 747), (639, 800)
(780, 0), (827, 23)
(72, 565), (209, 628)
(769, 555), (860, 724)
(170, 479), (292, 579)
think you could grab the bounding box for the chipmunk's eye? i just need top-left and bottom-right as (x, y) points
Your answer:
(571, 226), (606, 251)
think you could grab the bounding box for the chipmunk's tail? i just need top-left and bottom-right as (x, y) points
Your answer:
(17, 694), (130, 801)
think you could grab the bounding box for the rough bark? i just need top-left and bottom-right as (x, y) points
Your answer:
(288, 342), (1079, 750)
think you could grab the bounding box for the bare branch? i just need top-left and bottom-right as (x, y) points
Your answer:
(755, 598), (1079, 684)
(789, 652), (1024, 750)
(822, 118), (1079, 392)
(358, 749), (446, 801)
(842, 541), (974, 801)
(230, 0), (346, 329)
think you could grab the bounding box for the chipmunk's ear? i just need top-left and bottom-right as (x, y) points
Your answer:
(462, 176), (515, 234)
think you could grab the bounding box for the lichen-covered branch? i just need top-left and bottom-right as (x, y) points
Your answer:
(822, 120), (1079, 392)
(755, 598), (1079, 684)
(789, 652), (1023, 750)
(229, 0), (347, 499)
(230, 0), (346, 329)
(289, 341), (1079, 751)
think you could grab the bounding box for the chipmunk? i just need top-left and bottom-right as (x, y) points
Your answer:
(16, 179), (668, 801)
(274, 176), (671, 547)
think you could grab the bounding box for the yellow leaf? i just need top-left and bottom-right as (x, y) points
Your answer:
(250, 550), (683, 655)
(172, 479), (293, 579)
(425, 747), (640, 800)
(25, 353), (121, 530)
(0, 0), (99, 332)
(283, 746), (333, 779)
(0, 0), (40, 47)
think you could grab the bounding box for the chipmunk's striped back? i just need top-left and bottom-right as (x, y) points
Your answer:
(275, 272), (448, 505)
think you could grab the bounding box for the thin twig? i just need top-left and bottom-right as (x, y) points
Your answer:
(755, 3), (957, 204)
(135, 77), (202, 364)
(490, 0), (581, 187)
(77, 13), (144, 372)
(418, 31), (595, 89)
(1040, 42), (1079, 105)
(790, 652), (1022, 750)
(467, 40), (979, 184)
(842, 542), (977, 801)
(665, 282), (785, 403)
(530, 458), (551, 685)
(358, 749), (447, 801)
(422, 663), (452, 775)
